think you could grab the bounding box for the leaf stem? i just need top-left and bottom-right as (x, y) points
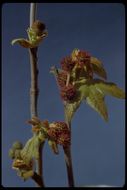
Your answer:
(64, 109), (75, 187)
(29, 3), (45, 187)
(63, 145), (75, 187)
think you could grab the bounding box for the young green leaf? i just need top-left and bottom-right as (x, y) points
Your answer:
(86, 87), (108, 121)
(80, 79), (125, 99)
(21, 135), (40, 164)
(11, 34), (46, 48)
(95, 80), (125, 99)
(18, 170), (34, 181)
(78, 78), (125, 121)
(90, 57), (107, 79)
(64, 100), (82, 123)
(12, 141), (23, 150)
(11, 38), (34, 48)
(78, 83), (90, 99)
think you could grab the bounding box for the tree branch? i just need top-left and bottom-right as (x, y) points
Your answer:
(29, 3), (45, 187)
(30, 3), (37, 27)
(29, 47), (39, 117)
(31, 172), (44, 187)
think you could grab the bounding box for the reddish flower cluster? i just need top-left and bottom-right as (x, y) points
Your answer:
(73, 50), (93, 77)
(78, 51), (90, 66)
(60, 84), (77, 102)
(57, 71), (76, 102)
(47, 122), (71, 147)
(57, 71), (67, 88)
(61, 56), (75, 72)
(61, 50), (91, 72)
(78, 50), (90, 59)
(56, 49), (93, 102)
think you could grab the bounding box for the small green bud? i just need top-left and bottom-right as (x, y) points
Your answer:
(12, 141), (23, 150)
(31, 20), (46, 36)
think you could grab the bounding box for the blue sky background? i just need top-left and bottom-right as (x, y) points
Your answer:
(2, 3), (125, 187)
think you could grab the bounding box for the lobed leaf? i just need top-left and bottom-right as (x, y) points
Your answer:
(78, 83), (90, 99)
(86, 87), (108, 121)
(90, 57), (107, 79)
(70, 78), (124, 122)
(79, 78), (125, 121)
(80, 79), (125, 99)
(95, 81), (125, 99)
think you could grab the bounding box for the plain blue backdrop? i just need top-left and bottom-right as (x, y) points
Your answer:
(2, 3), (125, 187)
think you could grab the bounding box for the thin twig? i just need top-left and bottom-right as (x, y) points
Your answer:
(64, 109), (75, 187)
(29, 47), (39, 117)
(30, 3), (37, 27)
(29, 3), (45, 187)
(31, 172), (44, 187)
(63, 145), (75, 187)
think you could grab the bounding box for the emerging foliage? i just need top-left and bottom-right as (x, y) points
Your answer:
(90, 57), (107, 79)
(11, 20), (48, 48)
(51, 49), (125, 123)
(11, 119), (69, 181)
(9, 117), (72, 180)
(21, 135), (41, 165)
(64, 100), (82, 124)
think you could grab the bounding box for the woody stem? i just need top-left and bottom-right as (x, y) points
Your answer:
(29, 3), (45, 187)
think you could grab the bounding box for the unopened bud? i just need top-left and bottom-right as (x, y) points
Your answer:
(31, 20), (46, 36)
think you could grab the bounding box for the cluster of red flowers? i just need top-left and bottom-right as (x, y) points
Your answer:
(56, 69), (77, 102)
(27, 117), (70, 147)
(61, 56), (75, 72)
(76, 50), (93, 77)
(57, 71), (67, 88)
(60, 84), (77, 101)
(47, 122), (71, 147)
(61, 50), (91, 71)
(57, 49), (92, 102)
